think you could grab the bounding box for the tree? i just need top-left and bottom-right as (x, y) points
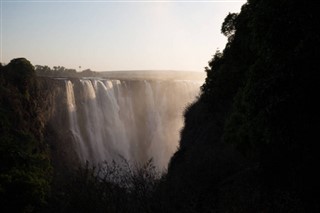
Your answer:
(221, 13), (238, 39)
(0, 58), (51, 212)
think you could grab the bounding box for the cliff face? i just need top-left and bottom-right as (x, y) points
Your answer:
(164, 0), (320, 212)
(35, 76), (203, 177)
(0, 59), (52, 212)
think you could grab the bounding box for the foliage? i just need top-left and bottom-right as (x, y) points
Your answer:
(34, 65), (100, 78)
(221, 13), (238, 40)
(0, 58), (51, 212)
(165, 0), (320, 212)
(46, 159), (161, 213)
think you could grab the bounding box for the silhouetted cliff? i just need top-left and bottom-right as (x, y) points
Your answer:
(164, 0), (320, 212)
(0, 59), (52, 212)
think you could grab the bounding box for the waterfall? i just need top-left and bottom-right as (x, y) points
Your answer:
(60, 77), (202, 170)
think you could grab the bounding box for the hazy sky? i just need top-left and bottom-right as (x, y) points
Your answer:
(1, 0), (245, 71)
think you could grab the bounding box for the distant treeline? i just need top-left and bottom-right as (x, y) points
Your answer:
(35, 65), (206, 80)
(34, 65), (101, 77)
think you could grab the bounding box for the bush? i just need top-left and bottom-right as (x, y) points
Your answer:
(48, 158), (161, 213)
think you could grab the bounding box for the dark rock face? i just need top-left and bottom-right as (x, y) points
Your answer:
(37, 77), (81, 176)
(163, 1), (320, 212)
(0, 58), (52, 212)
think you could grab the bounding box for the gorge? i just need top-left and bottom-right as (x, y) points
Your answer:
(1, 0), (319, 212)
(45, 75), (203, 170)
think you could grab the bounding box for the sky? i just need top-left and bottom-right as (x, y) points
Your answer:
(0, 0), (245, 71)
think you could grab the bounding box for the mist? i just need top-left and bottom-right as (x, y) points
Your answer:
(47, 71), (204, 170)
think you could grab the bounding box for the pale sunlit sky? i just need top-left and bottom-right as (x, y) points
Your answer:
(0, 0), (245, 71)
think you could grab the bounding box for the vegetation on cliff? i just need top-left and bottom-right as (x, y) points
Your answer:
(34, 65), (100, 78)
(165, 0), (320, 212)
(0, 59), (52, 212)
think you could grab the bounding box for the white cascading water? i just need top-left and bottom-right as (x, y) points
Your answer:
(63, 78), (201, 170)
